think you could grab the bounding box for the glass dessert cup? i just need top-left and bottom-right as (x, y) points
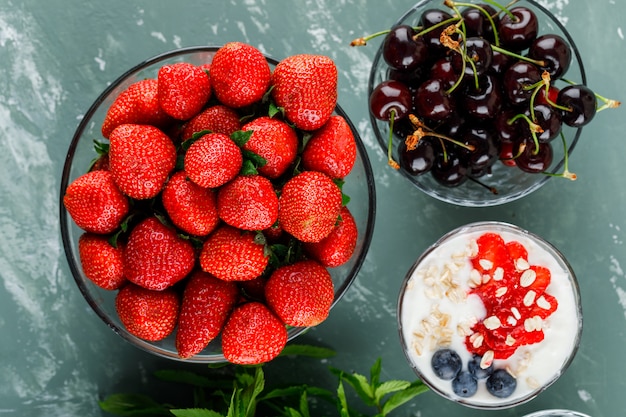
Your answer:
(397, 221), (583, 409)
(59, 46), (377, 363)
(522, 410), (592, 417)
(368, 0), (587, 207)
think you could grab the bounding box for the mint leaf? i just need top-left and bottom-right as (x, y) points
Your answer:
(279, 344), (335, 359)
(373, 380), (410, 404)
(171, 409), (224, 417)
(370, 358), (382, 388)
(380, 381), (428, 415)
(98, 393), (171, 416)
(330, 369), (374, 406)
(335, 380), (350, 417)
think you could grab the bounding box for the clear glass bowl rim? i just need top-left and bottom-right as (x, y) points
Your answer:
(59, 45), (377, 363)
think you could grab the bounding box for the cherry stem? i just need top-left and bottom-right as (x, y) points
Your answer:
(447, 1), (501, 46)
(508, 113), (543, 154)
(468, 176), (499, 194)
(350, 29), (391, 46)
(425, 130), (476, 152)
(491, 44), (546, 67)
(387, 109), (400, 169)
(543, 131), (576, 180)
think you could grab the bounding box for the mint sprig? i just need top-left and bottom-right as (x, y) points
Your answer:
(98, 345), (427, 417)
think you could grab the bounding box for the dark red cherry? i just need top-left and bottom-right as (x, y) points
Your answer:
(514, 138), (553, 173)
(528, 34), (572, 78)
(530, 103), (562, 142)
(499, 141), (517, 167)
(383, 25), (430, 72)
(451, 37), (493, 79)
(432, 150), (469, 187)
(399, 137), (436, 175)
(503, 61), (542, 106)
(489, 49), (514, 75)
(461, 126), (501, 174)
(494, 108), (530, 144)
(462, 74), (502, 120)
(498, 7), (538, 51)
(461, 7), (485, 38)
(370, 80), (412, 121)
(430, 57), (457, 89)
(557, 84), (598, 127)
(419, 9), (454, 54)
(414, 78), (456, 122)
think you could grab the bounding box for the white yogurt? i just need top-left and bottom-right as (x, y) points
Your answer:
(398, 222), (582, 409)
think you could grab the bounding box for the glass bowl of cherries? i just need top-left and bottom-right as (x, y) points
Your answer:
(359, 0), (619, 206)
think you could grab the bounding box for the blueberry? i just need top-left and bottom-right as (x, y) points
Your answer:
(486, 369), (517, 398)
(452, 371), (478, 398)
(468, 355), (494, 380)
(431, 348), (462, 380)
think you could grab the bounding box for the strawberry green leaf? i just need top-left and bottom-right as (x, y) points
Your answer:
(268, 101), (284, 119)
(240, 159), (259, 176)
(230, 130), (254, 147)
(171, 409), (224, 417)
(98, 393), (172, 416)
(242, 149), (268, 168)
(181, 130), (211, 152)
(279, 344), (336, 359)
(93, 139), (110, 155)
(300, 132), (313, 152)
(191, 129), (212, 141)
(176, 154), (186, 171)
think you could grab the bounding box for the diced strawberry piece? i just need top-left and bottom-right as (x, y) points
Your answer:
(506, 240), (528, 264)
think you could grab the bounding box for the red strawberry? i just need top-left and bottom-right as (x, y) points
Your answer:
(101, 79), (171, 139)
(240, 116), (299, 179)
(180, 104), (241, 141)
(157, 62), (211, 120)
(78, 233), (126, 290)
(265, 260), (335, 327)
(304, 206), (358, 268)
(271, 54), (337, 131)
(278, 170), (343, 243)
(63, 170), (129, 234)
(175, 271), (239, 359)
(184, 132), (242, 188)
(108, 124), (177, 200)
(115, 283), (180, 341)
(221, 301), (287, 365)
(302, 115), (357, 179)
(210, 42), (271, 108)
(162, 170), (220, 237)
(217, 174), (279, 231)
(123, 217), (195, 291)
(199, 225), (269, 281)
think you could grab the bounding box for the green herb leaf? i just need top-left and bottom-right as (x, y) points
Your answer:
(98, 393), (171, 416)
(171, 409), (224, 417)
(335, 380), (350, 417)
(331, 369), (374, 406)
(380, 381), (428, 415)
(373, 380), (410, 404)
(370, 358), (382, 388)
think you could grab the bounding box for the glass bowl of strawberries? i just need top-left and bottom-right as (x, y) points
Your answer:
(362, 0), (618, 206)
(60, 45), (376, 364)
(397, 221), (583, 409)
